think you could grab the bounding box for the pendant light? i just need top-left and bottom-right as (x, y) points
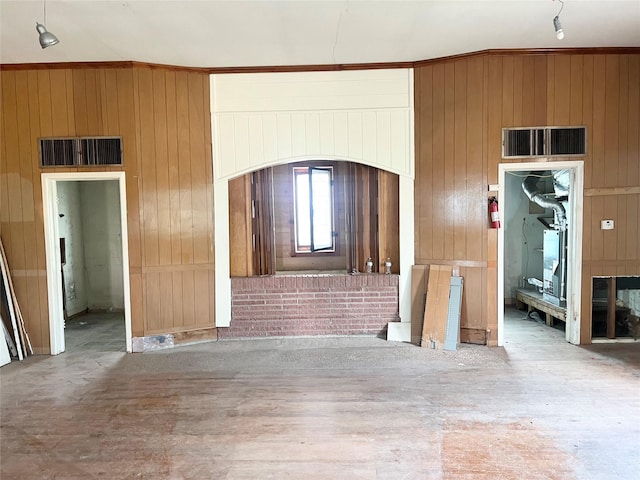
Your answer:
(553, 0), (565, 40)
(36, 0), (59, 49)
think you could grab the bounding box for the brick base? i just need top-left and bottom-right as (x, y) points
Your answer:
(220, 274), (400, 339)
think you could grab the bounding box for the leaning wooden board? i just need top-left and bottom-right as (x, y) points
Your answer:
(421, 264), (452, 349)
(411, 265), (429, 345)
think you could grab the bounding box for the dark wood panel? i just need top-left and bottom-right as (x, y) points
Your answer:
(228, 175), (252, 277)
(377, 170), (399, 272)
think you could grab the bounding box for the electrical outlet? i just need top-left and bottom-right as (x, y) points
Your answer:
(601, 220), (614, 230)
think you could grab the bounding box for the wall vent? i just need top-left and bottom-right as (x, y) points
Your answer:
(40, 137), (123, 167)
(502, 127), (586, 158)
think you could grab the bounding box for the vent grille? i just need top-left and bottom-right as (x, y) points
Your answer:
(40, 137), (123, 167)
(502, 127), (586, 158)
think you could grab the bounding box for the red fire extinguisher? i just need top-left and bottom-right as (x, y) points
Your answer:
(489, 197), (501, 228)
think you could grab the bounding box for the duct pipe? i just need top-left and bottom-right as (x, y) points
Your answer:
(522, 173), (566, 229)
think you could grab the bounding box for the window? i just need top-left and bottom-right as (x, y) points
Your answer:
(293, 165), (335, 253)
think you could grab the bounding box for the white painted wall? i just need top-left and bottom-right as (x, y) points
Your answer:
(56, 182), (88, 316)
(80, 181), (124, 311)
(211, 69), (414, 180)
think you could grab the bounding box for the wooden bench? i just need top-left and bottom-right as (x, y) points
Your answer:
(515, 288), (566, 326)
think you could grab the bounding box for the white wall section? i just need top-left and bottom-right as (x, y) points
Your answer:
(80, 181), (124, 311)
(56, 182), (89, 316)
(211, 69), (414, 180)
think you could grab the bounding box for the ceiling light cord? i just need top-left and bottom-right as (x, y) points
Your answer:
(553, 0), (565, 40)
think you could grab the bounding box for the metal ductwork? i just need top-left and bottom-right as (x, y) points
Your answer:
(522, 172), (566, 229)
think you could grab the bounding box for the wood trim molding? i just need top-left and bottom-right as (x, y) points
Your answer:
(414, 259), (488, 268)
(141, 264), (215, 273)
(2, 47), (638, 73)
(584, 186), (640, 197)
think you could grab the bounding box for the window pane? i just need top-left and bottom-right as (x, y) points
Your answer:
(295, 172), (311, 250)
(310, 168), (333, 251)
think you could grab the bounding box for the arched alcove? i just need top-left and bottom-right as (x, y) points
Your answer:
(211, 70), (414, 341)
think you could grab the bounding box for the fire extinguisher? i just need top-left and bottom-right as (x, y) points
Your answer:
(489, 197), (501, 228)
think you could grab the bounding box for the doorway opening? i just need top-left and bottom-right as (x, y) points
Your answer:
(498, 161), (584, 346)
(42, 172), (132, 354)
(591, 276), (640, 342)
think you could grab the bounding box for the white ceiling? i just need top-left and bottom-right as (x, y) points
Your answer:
(1, 1), (639, 68)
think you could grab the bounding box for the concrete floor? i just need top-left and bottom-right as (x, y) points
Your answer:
(1, 307), (638, 479)
(64, 312), (126, 353)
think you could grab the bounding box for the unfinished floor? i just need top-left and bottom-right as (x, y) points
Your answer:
(1, 307), (638, 479)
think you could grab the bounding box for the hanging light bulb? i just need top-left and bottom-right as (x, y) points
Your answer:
(553, 16), (564, 40)
(553, 0), (565, 40)
(36, 0), (59, 49)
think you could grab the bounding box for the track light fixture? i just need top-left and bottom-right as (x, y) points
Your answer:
(553, 0), (565, 40)
(36, 0), (59, 49)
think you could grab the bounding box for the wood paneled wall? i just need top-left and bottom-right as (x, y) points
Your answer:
(0, 66), (214, 352)
(415, 53), (640, 345)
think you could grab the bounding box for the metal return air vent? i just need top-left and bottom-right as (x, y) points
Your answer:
(502, 127), (586, 158)
(40, 137), (123, 167)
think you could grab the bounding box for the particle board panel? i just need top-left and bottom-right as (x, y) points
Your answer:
(421, 264), (452, 349)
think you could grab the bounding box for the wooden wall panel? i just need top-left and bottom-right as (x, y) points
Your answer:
(415, 52), (639, 344)
(377, 170), (399, 272)
(135, 67), (215, 333)
(1, 65), (215, 352)
(228, 174), (253, 277)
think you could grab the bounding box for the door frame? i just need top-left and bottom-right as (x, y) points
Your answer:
(42, 172), (132, 354)
(497, 160), (584, 346)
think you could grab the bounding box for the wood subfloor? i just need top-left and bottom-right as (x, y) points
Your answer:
(1, 307), (638, 479)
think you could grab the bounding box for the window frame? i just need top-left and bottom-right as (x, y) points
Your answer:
(291, 163), (336, 255)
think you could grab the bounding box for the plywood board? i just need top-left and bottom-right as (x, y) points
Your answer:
(421, 264), (452, 349)
(411, 265), (429, 345)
